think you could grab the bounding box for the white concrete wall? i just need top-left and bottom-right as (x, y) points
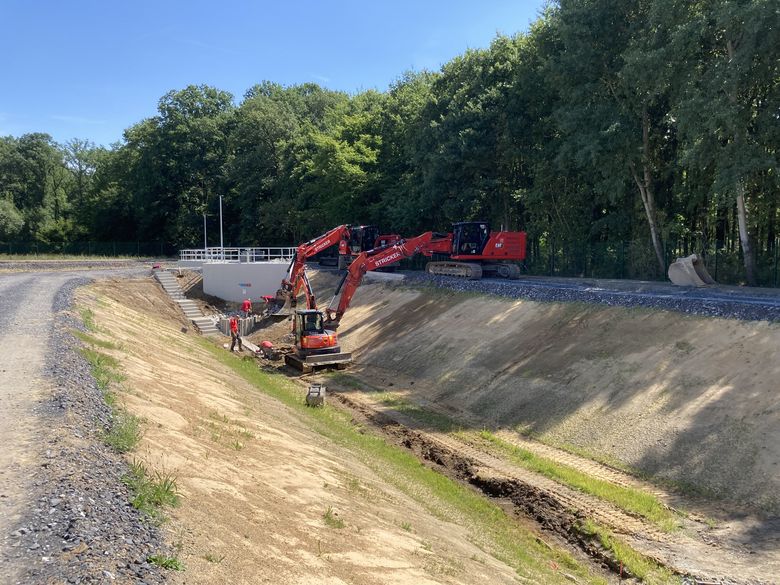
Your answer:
(203, 261), (289, 302)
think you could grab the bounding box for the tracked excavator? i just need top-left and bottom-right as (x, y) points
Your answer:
(422, 221), (526, 280)
(281, 270), (352, 373)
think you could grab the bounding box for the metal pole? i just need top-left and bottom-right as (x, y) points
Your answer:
(774, 237), (778, 288)
(203, 213), (208, 260)
(219, 195), (224, 261)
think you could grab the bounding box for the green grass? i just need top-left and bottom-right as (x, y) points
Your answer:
(147, 554), (184, 570)
(578, 520), (678, 584)
(80, 307), (98, 332)
(351, 389), (679, 532)
(323, 506), (345, 528)
(123, 459), (180, 523)
(203, 339), (607, 585)
(79, 347), (125, 392)
(473, 431), (679, 531)
(105, 411), (143, 453)
(372, 392), (460, 432)
(76, 328), (144, 455)
(72, 329), (121, 350)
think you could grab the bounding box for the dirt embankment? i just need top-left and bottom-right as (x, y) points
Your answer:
(329, 277), (780, 514)
(83, 279), (596, 585)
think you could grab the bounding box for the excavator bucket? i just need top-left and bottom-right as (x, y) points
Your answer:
(668, 254), (717, 287)
(268, 288), (294, 317)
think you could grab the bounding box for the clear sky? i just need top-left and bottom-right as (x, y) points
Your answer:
(0, 0), (546, 147)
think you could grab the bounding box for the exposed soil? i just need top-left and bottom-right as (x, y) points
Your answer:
(328, 388), (778, 584)
(81, 278), (585, 585)
(264, 270), (780, 582)
(326, 274), (780, 517)
(71, 271), (780, 584)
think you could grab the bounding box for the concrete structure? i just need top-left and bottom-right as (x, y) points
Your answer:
(203, 261), (290, 303)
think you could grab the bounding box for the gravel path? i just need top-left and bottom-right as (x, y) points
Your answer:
(403, 272), (780, 322)
(0, 259), (156, 273)
(0, 268), (168, 584)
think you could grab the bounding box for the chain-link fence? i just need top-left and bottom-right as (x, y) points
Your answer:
(524, 237), (780, 287)
(0, 241), (176, 257)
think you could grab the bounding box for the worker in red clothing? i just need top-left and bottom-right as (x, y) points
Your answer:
(229, 315), (242, 352)
(240, 298), (252, 318)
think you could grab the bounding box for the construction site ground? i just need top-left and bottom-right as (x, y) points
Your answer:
(63, 271), (778, 585)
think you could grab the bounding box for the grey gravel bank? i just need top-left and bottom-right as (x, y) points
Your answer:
(0, 259), (157, 273)
(6, 274), (168, 584)
(404, 272), (780, 322)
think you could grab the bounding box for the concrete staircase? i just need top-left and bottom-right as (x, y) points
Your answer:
(154, 270), (220, 336)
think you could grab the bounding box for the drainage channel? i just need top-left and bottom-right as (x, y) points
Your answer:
(328, 390), (757, 585)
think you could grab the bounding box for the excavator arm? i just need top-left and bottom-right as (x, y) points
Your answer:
(325, 231), (447, 323)
(283, 224), (351, 290)
(274, 225), (351, 312)
(292, 270), (318, 310)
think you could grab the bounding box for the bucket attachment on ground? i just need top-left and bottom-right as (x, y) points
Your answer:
(306, 383), (326, 407)
(668, 254), (717, 287)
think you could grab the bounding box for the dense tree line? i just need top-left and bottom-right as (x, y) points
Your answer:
(1, 0), (777, 284)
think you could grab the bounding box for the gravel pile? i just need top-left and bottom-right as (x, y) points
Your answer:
(7, 276), (168, 584)
(403, 272), (780, 322)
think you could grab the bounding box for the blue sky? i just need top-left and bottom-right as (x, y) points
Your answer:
(0, 0), (546, 147)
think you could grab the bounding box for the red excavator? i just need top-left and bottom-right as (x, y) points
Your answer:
(275, 224), (351, 311)
(325, 231), (451, 324)
(422, 221), (526, 279)
(337, 225), (402, 270)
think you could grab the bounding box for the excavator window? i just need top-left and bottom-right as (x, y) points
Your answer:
(303, 313), (323, 333)
(454, 222), (489, 255)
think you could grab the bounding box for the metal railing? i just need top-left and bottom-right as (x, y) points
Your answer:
(179, 247), (296, 263)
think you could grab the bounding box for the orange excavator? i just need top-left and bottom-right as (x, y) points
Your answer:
(275, 224), (351, 312)
(337, 225), (402, 270)
(281, 270), (352, 373)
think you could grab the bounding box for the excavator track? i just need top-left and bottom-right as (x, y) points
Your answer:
(482, 262), (522, 279)
(425, 261), (482, 280)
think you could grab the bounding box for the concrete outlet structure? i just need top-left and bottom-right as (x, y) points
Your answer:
(203, 261), (290, 303)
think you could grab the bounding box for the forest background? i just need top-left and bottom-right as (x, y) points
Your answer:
(1, 0), (778, 285)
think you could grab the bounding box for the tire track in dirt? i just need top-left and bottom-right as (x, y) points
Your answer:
(331, 390), (776, 585)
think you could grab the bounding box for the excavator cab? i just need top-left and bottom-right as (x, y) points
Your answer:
(452, 222), (490, 256)
(292, 309), (340, 356)
(348, 225), (380, 255)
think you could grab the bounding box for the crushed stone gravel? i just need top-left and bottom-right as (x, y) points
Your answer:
(4, 272), (169, 584)
(402, 272), (780, 322)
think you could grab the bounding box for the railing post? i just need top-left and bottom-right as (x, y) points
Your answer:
(774, 237), (778, 288)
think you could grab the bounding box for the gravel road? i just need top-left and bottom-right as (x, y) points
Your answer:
(0, 268), (167, 584)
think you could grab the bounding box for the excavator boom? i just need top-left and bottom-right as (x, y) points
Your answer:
(274, 225), (351, 313)
(326, 231), (448, 323)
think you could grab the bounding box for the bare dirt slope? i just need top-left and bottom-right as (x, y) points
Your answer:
(327, 276), (780, 518)
(81, 279), (599, 585)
